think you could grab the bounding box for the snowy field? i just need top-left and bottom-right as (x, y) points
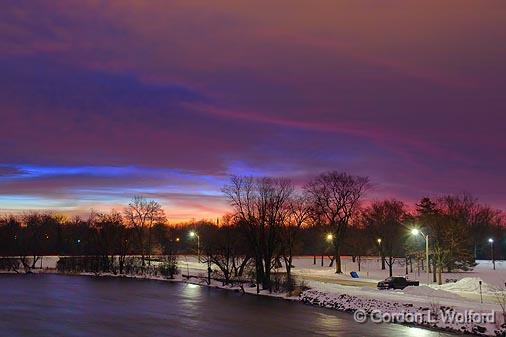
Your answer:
(38, 254), (505, 289)
(290, 256), (506, 288)
(38, 254), (506, 296)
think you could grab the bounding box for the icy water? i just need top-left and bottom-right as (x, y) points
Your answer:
(0, 274), (454, 337)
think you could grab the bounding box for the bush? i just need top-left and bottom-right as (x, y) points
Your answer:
(56, 255), (180, 278)
(57, 256), (103, 274)
(158, 256), (179, 279)
(0, 257), (21, 271)
(290, 280), (311, 297)
(122, 257), (145, 275)
(270, 273), (296, 293)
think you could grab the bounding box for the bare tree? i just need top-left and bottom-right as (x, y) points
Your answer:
(124, 196), (166, 266)
(204, 217), (251, 286)
(280, 194), (311, 282)
(222, 176), (293, 292)
(117, 226), (131, 274)
(18, 213), (61, 272)
(305, 171), (369, 273)
(343, 224), (371, 272)
(90, 210), (125, 274)
(362, 199), (408, 277)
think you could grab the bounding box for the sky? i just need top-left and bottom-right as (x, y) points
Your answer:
(0, 1), (505, 222)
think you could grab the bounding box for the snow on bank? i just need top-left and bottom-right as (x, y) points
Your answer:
(434, 278), (503, 295)
(401, 285), (464, 300)
(300, 289), (506, 336)
(6, 256), (506, 336)
(3, 267), (504, 336)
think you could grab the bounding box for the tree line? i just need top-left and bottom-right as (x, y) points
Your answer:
(0, 171), (504, 290)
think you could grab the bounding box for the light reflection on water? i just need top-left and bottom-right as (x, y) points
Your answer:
(0, 275), (457, 337)
(404, 326), (437, 337)
(315, 311), (344, 333)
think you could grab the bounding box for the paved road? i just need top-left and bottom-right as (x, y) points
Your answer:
(294, 272), (500, 305)
(293, 273), (378, 288)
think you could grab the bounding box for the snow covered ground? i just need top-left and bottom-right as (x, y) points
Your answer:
(290, 256), (506, 287)
(177, 255), (505, 297)
(270, 256), (505, 336)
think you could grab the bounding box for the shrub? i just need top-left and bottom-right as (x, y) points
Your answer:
(271, 273), (297, 293)
(158, 256), (179, 279)
(0, 257), (21, 271)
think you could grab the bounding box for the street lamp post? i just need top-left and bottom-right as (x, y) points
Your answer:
(189, 231), (200, 262)
(488, 238), (495, 270)
(324, 233), (333, 267)
(411, 229), (430, 283)
(377, 238), (384, 270)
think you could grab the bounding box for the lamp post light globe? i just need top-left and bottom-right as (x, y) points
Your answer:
(326, 233), (333, 241)
(410, 228), (430, 283)
(189, 231), (200, 262)
(488, 238), (495, 270)
(376, 238), (384, 270)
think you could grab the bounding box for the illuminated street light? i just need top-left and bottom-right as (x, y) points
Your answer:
(377, 238), (384, 269)
(189, 231), (200, 262)
(411, 228), (430, 283)
(321, 233), (334, 267)
(488, 238), (495, 270)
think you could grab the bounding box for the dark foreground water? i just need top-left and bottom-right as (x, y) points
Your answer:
(0, 274), (453, 337)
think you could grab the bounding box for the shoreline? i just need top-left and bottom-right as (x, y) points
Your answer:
(1, 269), (489, 336)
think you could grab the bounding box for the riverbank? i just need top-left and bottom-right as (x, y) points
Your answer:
(3, 254), (506, 336)
(2, 266), (503, 337)
(184, 273), (505, 336)
(1, 273), (458, 337)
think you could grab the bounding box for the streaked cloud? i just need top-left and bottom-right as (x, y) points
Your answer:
(1, 1), (505, 219)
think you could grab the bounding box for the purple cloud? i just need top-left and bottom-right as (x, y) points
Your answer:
(1, 1), (505, 219)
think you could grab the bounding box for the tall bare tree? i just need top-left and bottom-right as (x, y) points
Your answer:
(90, 210), (125, 273)
(204, 217), (251, 286)
(124, 196), (166, 266)
(362, 199), (408, 277)
(222, 176), (293, 292)
(280, 194), (311, 282)
(305, 171), (369, 273)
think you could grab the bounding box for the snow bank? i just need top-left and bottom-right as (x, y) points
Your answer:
(301, 289), (505, 336)
(401, 285), (464, 300)
(436, 277), (502, 295)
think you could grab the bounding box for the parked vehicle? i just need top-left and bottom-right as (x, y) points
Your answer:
(377, 276), (419, 290)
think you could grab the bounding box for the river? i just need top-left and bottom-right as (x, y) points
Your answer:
(0, 274), (455, 336)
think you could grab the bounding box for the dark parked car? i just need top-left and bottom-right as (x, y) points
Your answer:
(377, 277), (419, 290)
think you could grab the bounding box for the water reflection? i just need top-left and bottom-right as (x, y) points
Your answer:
(315, 311), (344, 334)
(403, 326), (437, 337)
(0, 275), (457, 337)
